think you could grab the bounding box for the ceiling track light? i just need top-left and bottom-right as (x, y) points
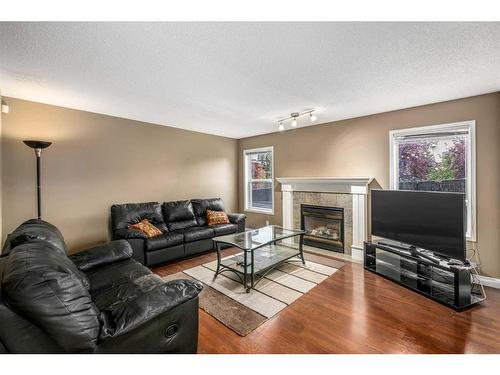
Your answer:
(276, 109), (317, 131)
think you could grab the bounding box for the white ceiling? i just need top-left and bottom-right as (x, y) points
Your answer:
(1, 22), (499, 139)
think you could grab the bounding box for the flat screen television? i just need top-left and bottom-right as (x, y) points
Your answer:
(371, 190), (466, 261)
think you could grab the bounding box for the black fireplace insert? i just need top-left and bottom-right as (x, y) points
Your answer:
(300, 204), (344, 253)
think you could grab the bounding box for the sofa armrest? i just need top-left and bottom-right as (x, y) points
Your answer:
(69, 240), (133, 271)
(99, 279), (203, 339)
(227, 213), (246, 232)
(96, 296), (200, 353)
(227, 213), (246, 224)
(113, 228), (148, 240)
(112, 229), (147, 265)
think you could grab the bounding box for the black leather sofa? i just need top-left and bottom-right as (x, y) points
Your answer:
(0, 219), (203, 353)
(111, 198), (245, 267)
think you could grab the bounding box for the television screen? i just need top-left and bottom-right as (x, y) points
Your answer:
(371, 190), (466, 261)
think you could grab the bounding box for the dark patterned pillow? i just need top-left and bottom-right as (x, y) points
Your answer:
(128, 219), (162, 238)
(206, 210), (230, 226)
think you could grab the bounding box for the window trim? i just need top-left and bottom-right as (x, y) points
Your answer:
(243, 146), (275, 215)
(389, 120), (476, 242)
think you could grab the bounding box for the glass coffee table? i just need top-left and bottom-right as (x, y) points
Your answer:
(212, 225), (306, 293)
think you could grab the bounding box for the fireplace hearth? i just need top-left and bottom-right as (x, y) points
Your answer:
(300, 204), (344, 253)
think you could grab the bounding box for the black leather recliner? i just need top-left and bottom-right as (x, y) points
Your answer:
(111, 198), (246, 267)
(0, 219), (203, 354)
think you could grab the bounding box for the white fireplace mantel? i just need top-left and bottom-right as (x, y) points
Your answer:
(276, 177), (373, 194)
(276, 177), (373, 261)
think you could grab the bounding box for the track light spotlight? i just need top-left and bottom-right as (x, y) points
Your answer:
(276, 109), (317, 131)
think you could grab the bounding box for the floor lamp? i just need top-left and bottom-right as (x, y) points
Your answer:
(23, 140), (52, 220)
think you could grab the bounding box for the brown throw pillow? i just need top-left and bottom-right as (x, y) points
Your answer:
(128, 219), (162, 238)
(207, 210), (230, 226)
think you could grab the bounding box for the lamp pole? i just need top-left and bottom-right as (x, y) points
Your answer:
(23, 140), (52, 219)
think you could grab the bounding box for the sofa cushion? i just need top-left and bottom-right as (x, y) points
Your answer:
(174, 226), (215, 243)
(111, 202), (168, 233)
(211, 223), (239, 236)
(2, 240), (101, 352)
(92, 273), (165, 312)
(162, 200), (198, 231)
(146, 232), (184, 252)
(145, 244), (184, 265)
(191, 198), (225, 226)
(84, 258), (151, 295)
(6, 219), (67, 255)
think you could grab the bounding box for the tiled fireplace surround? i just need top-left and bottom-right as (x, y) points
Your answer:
(277, 177), (373, 261)
(293, 192), (352, 255)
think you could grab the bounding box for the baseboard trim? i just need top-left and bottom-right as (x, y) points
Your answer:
(351, 245), (364, 262)
(479, 275), (500, 289)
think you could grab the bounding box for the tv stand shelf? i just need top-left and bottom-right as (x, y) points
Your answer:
(364, 241), (485, 311)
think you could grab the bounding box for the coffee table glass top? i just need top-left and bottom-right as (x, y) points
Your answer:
(213, 225), (305, 251)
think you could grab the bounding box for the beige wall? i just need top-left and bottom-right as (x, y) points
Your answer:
(2, 93), (499, 277)
(239, 92), (500, 278)
(2, 97), (238, 253)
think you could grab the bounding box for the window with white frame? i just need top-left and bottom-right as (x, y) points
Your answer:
(244, 146), (274, 214)
(389, 121), (476, 240)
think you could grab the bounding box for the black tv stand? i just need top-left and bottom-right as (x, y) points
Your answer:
(377, 241), (410, 252)
(377, 241), (441, 264)
(364, 241), (485, 310)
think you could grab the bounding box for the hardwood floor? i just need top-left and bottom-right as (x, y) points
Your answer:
(153, 248), (500, 354)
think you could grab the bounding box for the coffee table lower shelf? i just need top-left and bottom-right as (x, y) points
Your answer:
(214, 244), (305, 292)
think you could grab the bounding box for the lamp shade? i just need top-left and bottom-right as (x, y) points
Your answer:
(23, 140), (52, 149)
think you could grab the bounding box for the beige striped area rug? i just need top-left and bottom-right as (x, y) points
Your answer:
(164, 253), (345, 336)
